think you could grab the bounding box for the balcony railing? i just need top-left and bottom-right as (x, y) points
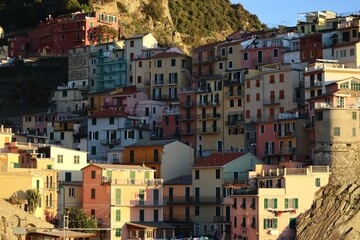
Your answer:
(164, 196), (192, 204)
(167, 79), (178, 85)
(180, 101), (194, 108)
(45, 182), (57, 190)
(277, 131), (296, 138)
(213, 216), (231, 223)
(233, 188), (258, 195)
(263, 98), (280, 105)
(164, 214), (192, 222)
(224, 90), (243, 97)
(193, 196), (223, 204)
(153, 80), (164, 86)
(102, 177), (163, 186)
(223, 79), (244, 86)
(181, 115), (194, 121)
(197, 101), (221, 107)
(225, 120), (244, 126)
(111, 199), (163, 206)
(181, 129), (195, 135)
(197, 127), (220, 134)
(197, 113), (221, 119)
(101, 139), (121, 145)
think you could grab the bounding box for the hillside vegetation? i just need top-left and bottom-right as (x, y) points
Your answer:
(0, 0), (264, 53)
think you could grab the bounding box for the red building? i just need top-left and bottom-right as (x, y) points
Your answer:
(299, 34), (322, 63)
(9, 11), (119, 58)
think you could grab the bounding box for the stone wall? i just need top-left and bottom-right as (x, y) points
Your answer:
(0, 199), (53, 240)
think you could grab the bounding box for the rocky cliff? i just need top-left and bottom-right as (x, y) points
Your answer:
(296, 143), (360, 239)
(90, 0), (264, 53)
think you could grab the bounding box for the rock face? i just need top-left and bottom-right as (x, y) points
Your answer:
(0, 198), (53, 240)
(297, 143), (360, 240)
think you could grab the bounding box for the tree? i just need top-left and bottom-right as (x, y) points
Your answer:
(63, 207), (98, 233)
(87, 25), (118, 45)
(27, 189), (41, 214)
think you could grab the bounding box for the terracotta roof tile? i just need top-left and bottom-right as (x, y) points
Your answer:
(193, 152), (247, 167)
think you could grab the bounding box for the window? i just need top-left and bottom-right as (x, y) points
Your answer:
(171, 58), (176, 66)
(316, 111), (323, 121)
(91, 209), (95, 218)
(273, 123), (277, 132)
(260, 125), (265, 133)
(195, 206), (200, 216)
(116, 210), (121, 221)
(273, 48), (278, 57)
(243, 52), (248, 60)
(195, 169), (200, 179)
(228, 47), (233, 54)
(246, 94), (250, 102)
(91, 146), (96, 155)
(218, 62), (223, 69)
(153, 149), (159, 162)
(228, 61), (233, 69)
(109, 117), (114, 125)
(130, 150), (135, 163)
(233, 216), (237, 228)
(315, 178), (321, 187)
(91, 170), (96, 179)
(130, 40), (134, 47)
(350, 48), (355, 56)
(74, 155), (80, 164)
(68, 187), (75, 197)
(285, 198), (298, 209)
(92, 118), (97, 125)
(246, 110), (250, 119)
(115, 228), (122, 237)
(264, 198), (277, 209)
(215, 169), (220, 179)
(256, 93), (260, 101)
(279, 90), (284, 99)
(353, 128), (356, 137)
(263, 218), (278, 229)
(255, 79), (260, 87)
(279, 74), (284, 82)
(352, 112), (357, 120)
(230, 100), (234, 107)
(270, 75), (275, 83)
(246, 81), (250, 88)
(156, 60), (162, 67)
(237, 99), (242, 107)
(333, 127), (340, 136)
(91, 188), (96, 199)
(241, 198), (246, 209)
(57, 155), (63, 163)
(250, 198), (256, 209)
(138, 61), (142, 67)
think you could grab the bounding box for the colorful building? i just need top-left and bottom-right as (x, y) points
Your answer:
(122, 140), (194, 181)
(230, 164), (330, 240)
(82, 163), (175, 240)
(191, 152), (263, 237)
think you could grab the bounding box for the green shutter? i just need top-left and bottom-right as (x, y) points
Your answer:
(316, 178), (321, 187)
(115, 189), (121, 205)
(263, 219), (268, 229)
(285, 198), (289, 209)
(116, 209), (121, 221)
(145, 171), (150, 179)
(107, 170), (112, 178)
(273, 218), (278, 229)
(264, 198), (268, 209)
(294, 198), (299, 209)
(273, 198), (278, 209)
(130, 171), (135, 179)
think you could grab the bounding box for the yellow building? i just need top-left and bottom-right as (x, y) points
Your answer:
(0, 125), (13, 148)
(191, 152), (264, 237)
(231, 164), (330, 240)
(163, 175), (193, 237)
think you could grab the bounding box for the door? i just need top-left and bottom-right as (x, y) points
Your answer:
(153, 189), (159, 205)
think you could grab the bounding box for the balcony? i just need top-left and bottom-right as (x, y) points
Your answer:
(197, 100), (220, 107)
(192, 56), (216, 64)
(223, 79), (244, 86)
(167, 79), (178, 85)
(223, 178), (249, 185)
(193, 196), (223, 204)
(181, 115), (194, 121)
(197, 127), (220, 134)
(164, 196), (193, 204)
(153, 79), (164, 86)
(233, 188), (258, 195)
(164, 214), (192, 222)
(306, 80), (322, 89)
(181, 129), (195, 135)
(277, 131), (296, 138)
(45, 182), (57, 190)
(197, 113), (221, 119)
(213, 216), (231, 223)
(152, 94), (178, 101)
(111, 199), (164, 207)
(224, 90), (243, 98)
(102, 101), (125, 107)
(225, 120), (244, 126)
(102, 177), (163, 186)
(101, 139), (121, 145)
(279, 148), (297, 154)
(263, 98), (280, 106)
(180, 101), (194, 108)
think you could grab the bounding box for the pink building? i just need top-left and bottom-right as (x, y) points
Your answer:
(7, 37), (27, 59)
(179, 89), (197, 148)
(82, 163), (175, 240)
(10, 11), (119, 58)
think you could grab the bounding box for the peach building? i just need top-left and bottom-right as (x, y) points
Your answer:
(82, 163), (175, 240)
(163, 175), (193, 237)
(230, 164), (330, 240)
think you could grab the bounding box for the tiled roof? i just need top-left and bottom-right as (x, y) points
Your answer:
(152, 51), (187, 59)
(89, 110), (129, 118)
(126, 139), (178, 148)
(192, 41), (223, 52)
(164, 175), (192, 185)
(84, 163), (154, 171)
(193, 152), (247, 167)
